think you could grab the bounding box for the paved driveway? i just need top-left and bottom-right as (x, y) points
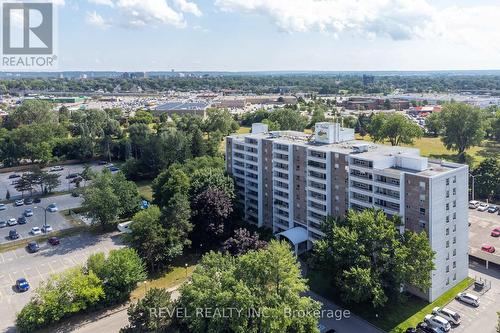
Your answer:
(0, 232), (124, 332)
(469, 208), (500, 265)
(0, 194), (83, 244)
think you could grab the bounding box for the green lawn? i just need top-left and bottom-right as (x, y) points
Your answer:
(307, 270), (473, 332)
(136, 180), (153, 202)
(130, 253), (200, 300)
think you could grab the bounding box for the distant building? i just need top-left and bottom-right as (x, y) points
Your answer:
(153, 101), (210, 117)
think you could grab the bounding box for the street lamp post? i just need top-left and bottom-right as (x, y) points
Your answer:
(34, 205), (48, 230)
(470, 175), (476, 201)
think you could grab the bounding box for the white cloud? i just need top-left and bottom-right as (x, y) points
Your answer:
(214, 0), (435, 40)
(86, 10), (110, 28)
(87, 0), (189, 28)
(175, 0), (202, 17)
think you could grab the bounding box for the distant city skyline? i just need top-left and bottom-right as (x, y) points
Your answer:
(31, 0), (500, 71)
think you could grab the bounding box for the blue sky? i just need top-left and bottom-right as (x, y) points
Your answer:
(53, 0), (500, 71)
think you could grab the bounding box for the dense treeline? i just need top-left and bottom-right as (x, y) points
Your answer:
(1, 74), (500, 94)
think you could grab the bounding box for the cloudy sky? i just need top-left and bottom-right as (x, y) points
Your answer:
(52, 0), (500, 71)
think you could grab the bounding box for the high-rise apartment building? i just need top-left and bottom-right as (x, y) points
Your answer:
(226, 122), (469, 302)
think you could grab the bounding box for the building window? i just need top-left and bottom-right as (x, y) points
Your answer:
(453, 273), (456, 281)
(420, 208), (426, 216)
(453, 176), (456, 183)
(446, 215), (449, 223)
(446, 191), (449, 198)
(446, 240), (449, 248)
(419, 181), (426, 189)
(453, 224), (456, 232)
(453, 212), (456, 219)
(446, 228), (449, 236)
(419, 194), (426, 202)
(446, 277), (450, 285)
(453, 261), (456, 269)
(446, 178), (450, 185)
(453, 237), (456, 244)
(453, 188), (456, 195)
(419, 221), (426, 230)
(446, 265), (449, 273)
(446, 253), (449, 260)
(446, 203), (449, 211)
(453, 249), (456, 256)
(453, 200), (456, 208)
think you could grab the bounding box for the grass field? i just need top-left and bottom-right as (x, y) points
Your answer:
(130, 253), (200, 300)
(307, 270), (474, 332)
(136, 180), (153, 202)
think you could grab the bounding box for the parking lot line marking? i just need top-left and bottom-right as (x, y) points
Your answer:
(47, 261), (56, 273)
(34, 265), (42, 278)
(7, 273), (14, 284)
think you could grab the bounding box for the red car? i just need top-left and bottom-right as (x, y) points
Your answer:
(481, 244), (495, 253)
(491, 228), (500, 237)
(48, 237), (60, 246)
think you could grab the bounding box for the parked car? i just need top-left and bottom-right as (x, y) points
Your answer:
(98, 160), (108, 165)
(9, 229), (19, 240)
(468, 200), (480, 209)
(432, 307), (461, 326)
(27, 241), (40, 253)
(66, 173), (79, 179)
(477, 203), (489, 212)
(8, 174), (20, 179)
(7, 218), (17, 226)
(455, 292), (479, 307)
(30, 227), (41, 235)
(70, 176), (83, 183)
(24, 208), (34, 217)
(14, 199), (24, 206)
(481, 244), (495, 253)
(0, 203), (6, 211)
(424, 314), (450, 332)
(108, 165), (120, 172)
(405, 329), (418, 333)
(48, 237), (60, 245)
(0, 221), (7, 228)
(42, 225), (53, 233)
(16, 278), (30, 292)
(487, 205), (499, 213)
(416, 322), (444, 333)
(24, 197), (33, 205)
(17, 216), (27, 225)
(47, 203), (58, 212)
(491, 228), (500, 237)
(33, 197), (41, 203)
(50, 165), (64, 172)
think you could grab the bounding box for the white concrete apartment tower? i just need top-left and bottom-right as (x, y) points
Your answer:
(226, 122), (469, 302)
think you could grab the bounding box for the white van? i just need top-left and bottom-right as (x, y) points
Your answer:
(468, 200), (480, 209)
(455, 292), (480, 307)
(424, 314), (451, 332)
(432, 307), (461, 326)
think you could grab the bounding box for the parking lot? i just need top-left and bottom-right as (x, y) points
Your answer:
(0, 194), (83, 244)
(469, 206), (500, 264)
(0, 162), (107, 200)
(0, 232), (124, 332)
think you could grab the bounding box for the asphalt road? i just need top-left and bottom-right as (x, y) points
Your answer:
(0, 162), (107, 200)
(0, 232), (124, 332)
(0, 194), (83, 244)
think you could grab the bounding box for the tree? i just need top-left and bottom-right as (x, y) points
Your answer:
(87, 248), (146, 304)
(162, 192), (193, 248)
(152, 165), (190, 208)
(129, 110), (154, 125)
(424, 112), (443, 137)
(16, 267), (104, 333)
(440, 102), (485, 158)
(121, 288), (174, 333)
(223, 228), (267, 256)
(126, 206), (183, 272)
(313, 209), (435, 308)
(192, 187), (233, 243)
(177, 241), (321, 333)
(82, 171), (121, 230)
(204, 108), (239, 137)
(190, 167), (235, 200)
(268, 107), (308, 131)
(9, 100), (56, 127)
(472, 158), (500, 201)
(308, 108), (326, 128)
(190, 127), (206, 157)
(111, 171), (140, 217)
(369, 113), (423, 146)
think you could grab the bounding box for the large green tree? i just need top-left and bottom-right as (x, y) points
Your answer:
(313, 209), (435, 308)
(177, 241), (321, 333)
(472, 157), (500, 201)
(369, 113), (423, 146)
(9, 100), (57, 127)
(440, 102), (485, 157)
(121, 287), (174, 333)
